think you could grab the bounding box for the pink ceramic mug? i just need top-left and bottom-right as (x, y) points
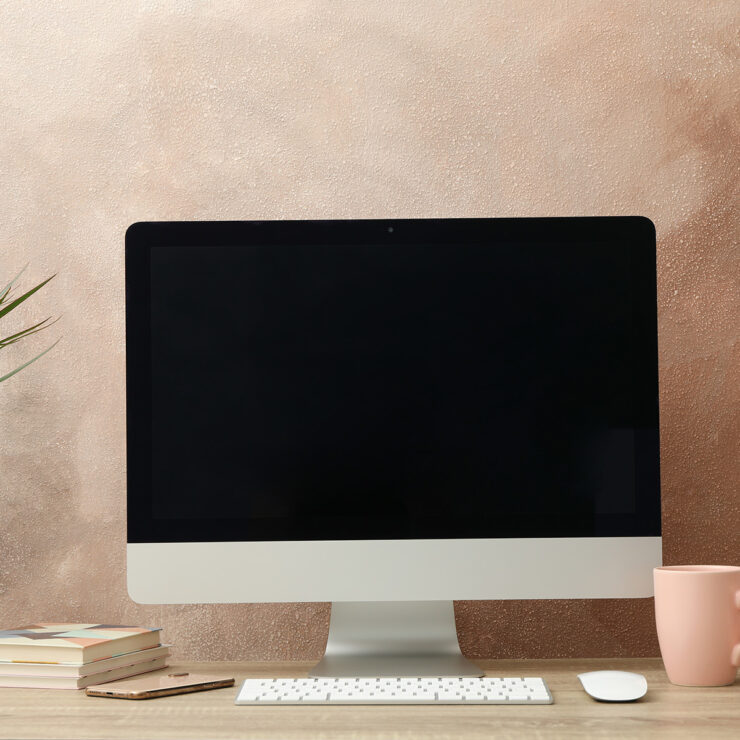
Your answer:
(654, 565), (740, 686)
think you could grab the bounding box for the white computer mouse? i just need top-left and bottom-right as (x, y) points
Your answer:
(577, 670), (648, 702)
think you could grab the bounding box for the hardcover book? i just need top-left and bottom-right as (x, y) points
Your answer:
(0, 624), (162, 664)
(0, 644), (171, 676)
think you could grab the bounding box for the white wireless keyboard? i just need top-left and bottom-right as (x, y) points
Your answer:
(235, 676), (553, 705)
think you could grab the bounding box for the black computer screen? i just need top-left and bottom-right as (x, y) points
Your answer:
(126, 219), (660, 542)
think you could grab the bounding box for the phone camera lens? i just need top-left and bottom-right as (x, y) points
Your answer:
(388, 226), (394, 233)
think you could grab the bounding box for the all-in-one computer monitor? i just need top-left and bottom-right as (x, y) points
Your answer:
(126, 217), (661, 677)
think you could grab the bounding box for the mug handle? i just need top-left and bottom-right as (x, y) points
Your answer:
(733, 591), (740, 667)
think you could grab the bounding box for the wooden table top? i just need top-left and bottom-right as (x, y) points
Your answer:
(1, 658), (738, 739)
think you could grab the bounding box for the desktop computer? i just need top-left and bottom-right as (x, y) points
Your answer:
(125, 217), (661, 686)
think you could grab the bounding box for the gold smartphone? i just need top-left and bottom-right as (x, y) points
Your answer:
(85, 671), (235, 699)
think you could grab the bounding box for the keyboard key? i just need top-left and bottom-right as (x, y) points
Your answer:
(302, 692), (330, 702)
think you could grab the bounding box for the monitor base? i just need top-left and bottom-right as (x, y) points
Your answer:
(309, 601), (483, 678)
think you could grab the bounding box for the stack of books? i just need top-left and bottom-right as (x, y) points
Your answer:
(0, 623), (169, 689)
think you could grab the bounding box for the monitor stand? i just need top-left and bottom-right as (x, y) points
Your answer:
(309, 601), (483, 678)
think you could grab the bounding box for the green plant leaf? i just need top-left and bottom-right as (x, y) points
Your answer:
(0, 338), (60, 383)
(0, 264), (28, 305)
(0, 274), (55, 320)
(0, 317), (56, 347)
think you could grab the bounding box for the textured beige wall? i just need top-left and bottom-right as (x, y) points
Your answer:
(1, 1), (738, 661)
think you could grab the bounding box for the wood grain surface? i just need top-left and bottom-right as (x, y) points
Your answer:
(1, 658), (738, 739)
